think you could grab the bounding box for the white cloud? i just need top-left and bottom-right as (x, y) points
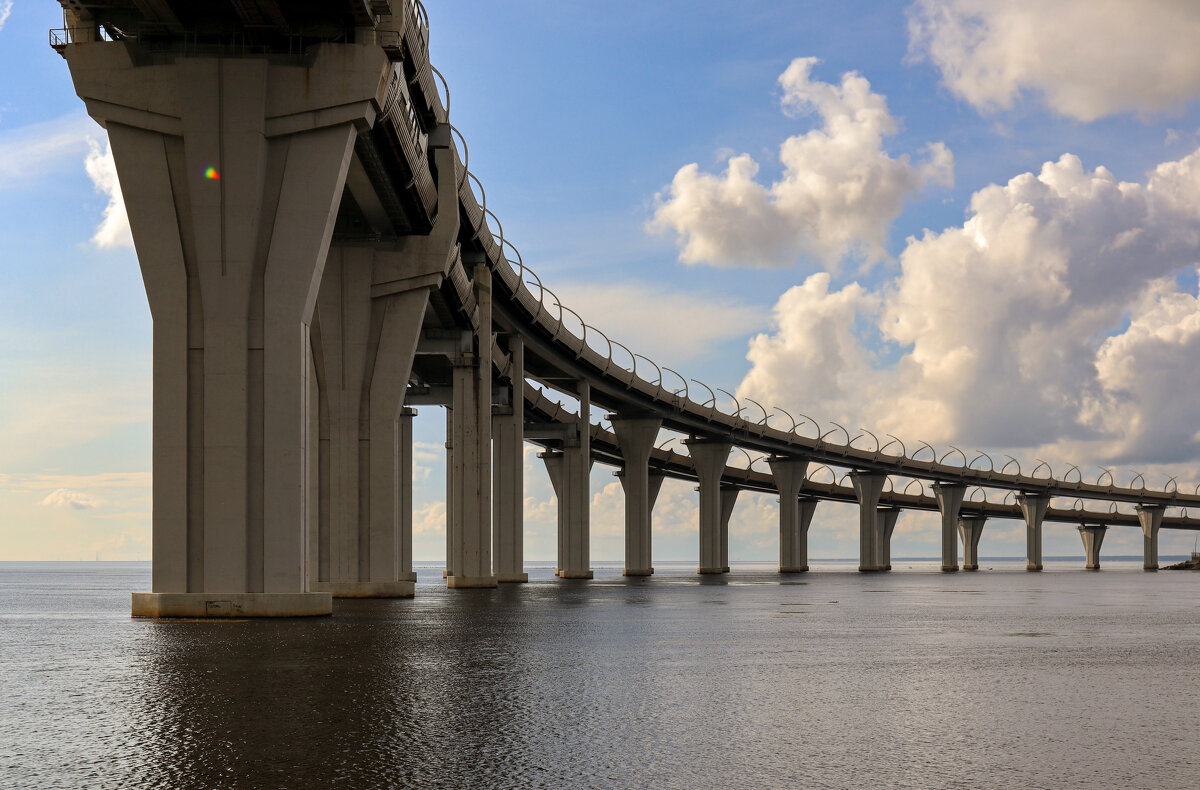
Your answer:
(413, 501), (445, 535)
(84, 138), (134, 249)
(648, 57), (952, 269)
(40, 488), (106, 510)
(548, 280), (767, 363)
(737, 146), (1200, 466)
(0, 3), (12, 34)
(908, 0), (1200, 121)
(0, 113), (96, 185)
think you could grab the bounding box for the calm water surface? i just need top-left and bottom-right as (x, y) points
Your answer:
(2, 560), (1199, 789)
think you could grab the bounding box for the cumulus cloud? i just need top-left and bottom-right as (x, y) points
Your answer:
(908, 0), (1200, 121)
(738, 146), (1200, 465)
(0, 113), (95, 185)
(84, 138), (134, 249)
(40, 488), (105, 510)
(649, 57), (953, 269)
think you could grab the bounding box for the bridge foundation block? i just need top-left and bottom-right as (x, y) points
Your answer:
(612, 413), (665, 577)
(66, 43), (394, 617)
(1078, 524), (1107, 570)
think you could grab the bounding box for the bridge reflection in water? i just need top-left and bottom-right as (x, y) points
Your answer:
(51, 1), (1200, 618)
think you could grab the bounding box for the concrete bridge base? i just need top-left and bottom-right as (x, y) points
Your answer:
(310, 581), (415, 598)
(934, 483), (967, 572)
(1078, 524), (1107, 570)
(1017, 493), (1050, 571)
(132, 592), (332, 618)
(958, 516), (986, 571)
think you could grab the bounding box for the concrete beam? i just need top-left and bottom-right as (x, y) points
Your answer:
(933, 483), (967, 572)
(611, 414), (664, 577)
(958, 515), (986, 571)
(1017, 492), (1050, 571)
(686, 439), (733, 574)
(850, 471), (887, 572)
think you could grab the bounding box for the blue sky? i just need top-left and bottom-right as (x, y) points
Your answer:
(4, 0), (1200, 562)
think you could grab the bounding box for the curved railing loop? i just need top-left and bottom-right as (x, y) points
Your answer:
(609, 339), (637, 382)
(479, 206), (505, 248)
(1164, 476), (1179, 494)
(466, 170), (488, 213)
(821, 422), (851, 447)
(881, 434), (907, 459)
(1000, 455), (1021, 476)
(902, 479), (925, 497)
(634, 354), (663, 393)
(447, 124), (469, 189)
(1001, 490), (1017, 506)
(808, 464), (837, 485)
(1096, 468), (1114, 488)
(850, 429), (880, 456)
(773, 407), (799, 434)
(690, 379), (718, 419)
(662, 367), (689, 403)
(715, 388), (741, 420)
(939, 445), (967, 467)
(1071, 498), (1085, 512)
(1031, 459), (1053, 480)
(745, 398), (770, 430)
(969, 451), (994, 474)
(795, 413), (821, 442)
(1064, 464), (1082, 485)
(913, 441), (937, 463)
(429, 64), (450, 119)
(967, 486), (988, 503)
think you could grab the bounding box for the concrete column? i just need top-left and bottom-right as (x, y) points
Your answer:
(769, 456), (810, 573)
(447, 265), (496, 589)
(720, 485), (739, 572)
(540, 445), (594, 579)
(492, 337), (526, 583)
(933, 483), (967, 572)
(1078, 524), (1107, 570)
(876, 506), (900, 571)
(444, 407), (453, 578)
(541, 450), (565, 575)
(611, 414), (664, 576)
(67, 43), (393, 617)
(958, 515), (986, 571)
(850, 472), (887, 572)
(686, 439), (732, 574)
(1137, 505), (1165, 571)
(1017, 492), (1050, 571)
(397, 408), (416, 585)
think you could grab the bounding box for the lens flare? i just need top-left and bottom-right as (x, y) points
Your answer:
(205, 167), (220, 180)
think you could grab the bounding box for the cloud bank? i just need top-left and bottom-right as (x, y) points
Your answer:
(649, 57), (952, 269)
(908, 0), (1200, 121)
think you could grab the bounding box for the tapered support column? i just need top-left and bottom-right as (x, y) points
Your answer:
(67, 42), (395, 617)
(687, 439), (732, 574)
(540, 447), (594, 579)
(958, 515), (986, 571)
(1137, 505), (1165, 571)
(850, 472), (887, 572)
(933, 483), (967, 572)
(612, 414), (664, 576)
(447, 264), (496, 589)
(769, 456), (810, 573)
(876, 507), (900, 571)
(1078, 524), (1107, 570)
(720, 485), (739, 572)
(1017, 492), (1050, 571)
(444, 408), (454, 578)
(493, 337), (526, 583)
(397, 408), (416, 585)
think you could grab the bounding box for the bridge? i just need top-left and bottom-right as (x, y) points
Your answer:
(51, 1), (1200, 617)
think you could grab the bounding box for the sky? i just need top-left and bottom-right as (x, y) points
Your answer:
(4, 0), (1200, 563)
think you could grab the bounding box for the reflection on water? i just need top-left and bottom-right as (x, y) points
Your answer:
(3, 560), (1199, 789)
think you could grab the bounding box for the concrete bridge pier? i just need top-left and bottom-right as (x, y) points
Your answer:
(446, 263), (497, 589)
(876, 506), (900, 571)
(1137, 505), (1165, 571)
(769, 456), (810, 573)
(687, 440), (733, 574)
(1017, 492), (1050, 571)
(720, 485), (739, 573)
(1078, 524), (1107, 570)
(542, 383), (593, 579)
(933, 483), (967, 572)
(957, 515), (986, 571)
(66, 43), (395, 617)
(850, 472), (887, 572)
(493, 337), (527, 583)
(611, 414), (664, 576)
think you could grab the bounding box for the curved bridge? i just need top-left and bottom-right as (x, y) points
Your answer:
(52, 0), (1199, 617)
